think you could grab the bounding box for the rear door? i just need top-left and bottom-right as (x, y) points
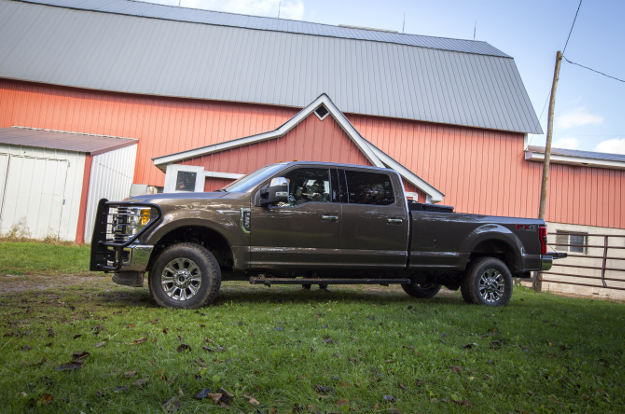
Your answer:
(339, 168), (409, 268)
(250, 166), (342, 268)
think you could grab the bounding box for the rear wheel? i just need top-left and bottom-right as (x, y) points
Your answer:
(461, 257), (512, 306)
(149, 243), (221, 309)
(401, 281), (441, 299)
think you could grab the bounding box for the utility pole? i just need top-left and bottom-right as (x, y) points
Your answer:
(534, 50), (562, 292)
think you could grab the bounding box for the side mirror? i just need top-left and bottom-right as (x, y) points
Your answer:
(259, 177), (289, 206)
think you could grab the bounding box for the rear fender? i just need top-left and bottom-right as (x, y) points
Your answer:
(459, 224), (524, 272)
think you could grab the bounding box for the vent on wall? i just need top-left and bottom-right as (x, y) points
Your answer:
(314, 105), (330, 120)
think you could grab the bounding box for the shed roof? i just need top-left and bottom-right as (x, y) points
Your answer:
(0, 0), (542, 134)
(0, 127), (138, 156)
(525, 145), (625, 171)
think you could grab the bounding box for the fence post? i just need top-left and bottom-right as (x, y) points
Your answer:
(532, 271), (542, 292)
(601, 236), (608, 288)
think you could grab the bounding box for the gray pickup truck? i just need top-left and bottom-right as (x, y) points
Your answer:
(90, 161), (558, 308)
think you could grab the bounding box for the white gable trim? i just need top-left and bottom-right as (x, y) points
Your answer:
(153, 93), (443, 202)
(525, 150), (625, 171)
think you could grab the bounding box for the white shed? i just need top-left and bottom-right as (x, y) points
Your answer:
(0, 127), (137, 243)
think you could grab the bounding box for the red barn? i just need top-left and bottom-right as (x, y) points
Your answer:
(1, 0), (624, 253)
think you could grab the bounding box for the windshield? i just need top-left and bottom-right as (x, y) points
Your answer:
(223, 164), (287, 192)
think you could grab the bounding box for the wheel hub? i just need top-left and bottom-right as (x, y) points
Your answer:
(160, 257), (202, 301)
(479, 268), (504, 303)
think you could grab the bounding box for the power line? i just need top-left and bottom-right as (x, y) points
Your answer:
(563, 0), (582, 54)
(563, 56), (625, 83)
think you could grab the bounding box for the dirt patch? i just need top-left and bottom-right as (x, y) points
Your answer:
(0, 273), (109, 295)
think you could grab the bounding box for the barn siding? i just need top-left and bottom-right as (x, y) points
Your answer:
(1, 79), (624, 229)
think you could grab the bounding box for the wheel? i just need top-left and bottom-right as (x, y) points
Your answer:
(401, 281), (441, 298)
(148, 243), (221, 309)
(461, 257), (512, 306)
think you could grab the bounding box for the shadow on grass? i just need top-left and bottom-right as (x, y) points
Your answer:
(88, 284), (466, 309)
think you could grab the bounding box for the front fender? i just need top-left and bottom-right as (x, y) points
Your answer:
(141, 207), (247, 248)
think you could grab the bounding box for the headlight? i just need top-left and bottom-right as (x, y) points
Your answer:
(112, 207), (152, 241)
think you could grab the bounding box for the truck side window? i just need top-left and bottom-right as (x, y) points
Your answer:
(281, 168), (331, 206)
(345, 170), (394, 205)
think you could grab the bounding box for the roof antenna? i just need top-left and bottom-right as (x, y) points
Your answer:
(402, 13), (406, 34)
(473, 21), (477, 40)
(278, 0), (281, 18)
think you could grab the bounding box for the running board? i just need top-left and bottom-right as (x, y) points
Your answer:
(249, 277), (411, 287)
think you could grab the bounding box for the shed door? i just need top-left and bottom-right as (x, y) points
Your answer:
(0, 156), (68, 239)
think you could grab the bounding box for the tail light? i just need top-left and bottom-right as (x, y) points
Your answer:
(539, 225), (548, 255)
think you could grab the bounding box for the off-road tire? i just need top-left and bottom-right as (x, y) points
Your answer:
(401, 281), (442, 298)
(148, 243), (221, 309)
(461, 257), (512, 306)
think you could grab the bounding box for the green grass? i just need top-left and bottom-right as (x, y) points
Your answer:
(1, 242), (624, 413)
(0, 241), (92, 276)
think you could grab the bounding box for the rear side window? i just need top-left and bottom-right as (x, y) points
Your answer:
(345, 170), (395, 205)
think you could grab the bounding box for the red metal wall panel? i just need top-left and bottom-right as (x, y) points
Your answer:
(182, 112), (372, 174)
(2, 78), (625, 229)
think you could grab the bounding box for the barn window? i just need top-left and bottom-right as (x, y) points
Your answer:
(164, 164), (205, 193)
(314, 104), (330, 120)
(555, 231), (587, 254)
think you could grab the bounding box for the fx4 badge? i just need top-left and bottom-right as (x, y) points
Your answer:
(516, 224), (537, 231)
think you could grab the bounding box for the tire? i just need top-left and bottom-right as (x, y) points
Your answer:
(148, 243), (221, 309)
(401, 281), (442, 299)
(461, 257), (512, 306)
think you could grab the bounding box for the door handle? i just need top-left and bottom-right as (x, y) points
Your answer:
(321, 215), (339, 222)
(387, 218), (403, 225)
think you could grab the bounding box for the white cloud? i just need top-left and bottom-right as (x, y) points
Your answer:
(595, 138), (625, 155)
(552, 137), (580, 150)
(556, 107), (603, 129)
(179, 0), (304, 19)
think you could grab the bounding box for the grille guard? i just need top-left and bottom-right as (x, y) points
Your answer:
(89, 198), (162, 272)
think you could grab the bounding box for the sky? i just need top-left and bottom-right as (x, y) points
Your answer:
(146, 0), (625, 155)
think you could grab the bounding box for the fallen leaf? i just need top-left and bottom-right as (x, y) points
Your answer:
(177, 344), (192, 353)
(337, 398), (348, 406)
(126, 324), (135, 329)
(133, 378), (149, 388)
(18, 391), (27, 398)
(399, 383), (408, 391)
(548, 395), (561, 404)
(22, 346), (32, 351)
(113, 386), (128, 393)
(47, 328), (56, 337)
(202, 346), (213, 352)
(72, 351), (90, 360)
(451, 399), (471, 407)
(416, 378), (425, 386)
(450, 366), (462, 373)
(384, 395), (396, 402)
(274, 327), (284, 331)
(248, 396), (260, 406)
(195, 388), (211, 399)
(134, 337), (147, 344)
(73, 334), (82, 339)
(94, 341), (106, 348)
(314, 385), (334, 395)
(163, 395), (180, 412)
(208, 393), (223, 404)
(462, 343), (478, 349)
(40, 394), (53, 404)
(124, 371), (137, 378)
(163, 328), (168, 334)
(56, 361), (83, 371)
(388, 408), (403, 414)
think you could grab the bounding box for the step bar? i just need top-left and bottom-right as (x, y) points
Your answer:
(249, 277), (411, 287)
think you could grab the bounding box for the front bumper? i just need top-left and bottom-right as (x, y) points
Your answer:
(90, 199), (161, 272)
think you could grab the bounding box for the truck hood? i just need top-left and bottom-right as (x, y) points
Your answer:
(127, 191), (229, 203)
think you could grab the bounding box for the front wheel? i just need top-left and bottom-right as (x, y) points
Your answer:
(401, 281), (441, 299)
(148, 243), (221, 309)
(461, 257), (512, 306)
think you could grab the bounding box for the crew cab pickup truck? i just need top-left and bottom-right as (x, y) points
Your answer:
(90, 161), (558, 309)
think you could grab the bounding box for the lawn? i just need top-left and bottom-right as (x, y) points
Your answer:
(0, 241), (624, 413)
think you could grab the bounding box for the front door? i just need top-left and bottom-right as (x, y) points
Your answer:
(250, 167), (341, 269)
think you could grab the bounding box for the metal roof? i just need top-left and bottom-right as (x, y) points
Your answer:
(0, 0), (543, 134)
(527, 145), (625, 163)
(0, 127), (138, 155)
